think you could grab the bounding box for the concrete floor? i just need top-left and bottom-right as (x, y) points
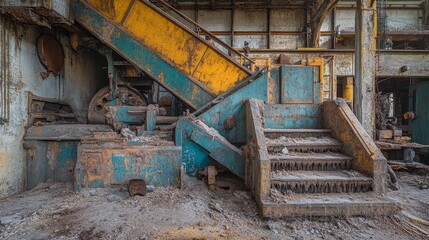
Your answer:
(0, 172), (428, 240)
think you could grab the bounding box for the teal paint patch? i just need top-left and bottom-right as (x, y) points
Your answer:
(112, 153), (127, 183)
(87, 180), (104, 188)
(198, 73), (269, 143)
(145, 106), (156, 131)
(264, 104), (322, 129)
(409, 81), (429, 144)
(55, 141), (78, 182)
(176, 119), (213, 175)
(113, 106), (145, 125)
(281, 66), (317, 104)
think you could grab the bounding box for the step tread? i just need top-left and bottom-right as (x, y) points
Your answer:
(265, 192), (394, 205)
(261, 193), (398, 217)
(271, 170), (372, 182)
(266, 137), (342, 147)
(269, 152), (353, 161)
(264, 129), (332, 133)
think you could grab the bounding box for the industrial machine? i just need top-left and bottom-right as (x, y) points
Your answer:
(24, 0), (396, 218)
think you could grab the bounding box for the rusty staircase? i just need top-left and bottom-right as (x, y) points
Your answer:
(245, 100), (398, 218)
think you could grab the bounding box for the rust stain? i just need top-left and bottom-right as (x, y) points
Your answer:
(99, 0), (117, 18)
(157, 72), (164, 82)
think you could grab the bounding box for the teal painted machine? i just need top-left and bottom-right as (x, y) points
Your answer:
(409, 81), (429, 145)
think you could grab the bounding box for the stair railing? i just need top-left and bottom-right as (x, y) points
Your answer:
(155, 0), (255, 69)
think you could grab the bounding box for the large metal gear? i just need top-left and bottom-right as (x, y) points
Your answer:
(88, 85), (147, 124)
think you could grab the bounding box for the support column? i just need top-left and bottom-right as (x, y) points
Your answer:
(425, 0), (429, 26)
(354, 0), (377, 138)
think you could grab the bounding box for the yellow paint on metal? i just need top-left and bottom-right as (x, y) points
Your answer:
(124, 1), (208, 75)
(85, 0), (250, 94)
(343, 77), (354, 101)
(70, 33), (79, 51)
(307, 58), (324, 102)
(86, 0), (132, 23)
(192, 47), (250, 92)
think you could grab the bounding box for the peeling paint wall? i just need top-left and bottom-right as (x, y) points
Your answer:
(0, 16), (106, 198)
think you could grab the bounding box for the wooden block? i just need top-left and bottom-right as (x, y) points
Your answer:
(393, 129), (402, 137)
(377, 130), (393, 140)
(207, 166), (217, 185)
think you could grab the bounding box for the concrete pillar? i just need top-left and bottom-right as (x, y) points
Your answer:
(354, 0), (377, 138)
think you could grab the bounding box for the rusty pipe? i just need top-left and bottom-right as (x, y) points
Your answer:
(155, 116), (180, 125)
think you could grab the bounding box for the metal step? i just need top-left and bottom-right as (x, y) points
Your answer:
(270, 170), (373, 194)
(260, 193), (398, 218)
(266, 138), (343, 153)
(264, 128), (332, 139)
(270, 153), (353, 171)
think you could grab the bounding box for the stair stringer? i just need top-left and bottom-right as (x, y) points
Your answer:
(243, 99), (271, 205)
(322, 99), (387, 194)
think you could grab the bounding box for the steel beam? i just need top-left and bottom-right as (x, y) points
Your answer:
(354, 0), (377, 138)
(425, 0), (429, 26)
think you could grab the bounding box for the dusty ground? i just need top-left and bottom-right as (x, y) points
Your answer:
(1, 172), (428, 240)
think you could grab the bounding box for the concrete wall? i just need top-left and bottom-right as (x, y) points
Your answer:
(0, 17), (106, 198)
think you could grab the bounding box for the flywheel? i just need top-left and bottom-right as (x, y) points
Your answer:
(88, 84), (147, 124)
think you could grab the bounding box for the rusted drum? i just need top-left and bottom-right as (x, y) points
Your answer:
(37, 34), (65, 74)
(88, 84), (147, 124)
(128, 179), (147, 196)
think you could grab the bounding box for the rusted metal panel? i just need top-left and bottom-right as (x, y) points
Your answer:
(280, 66), (315, 104)
(37, 34), (64, 76)
(128, 179), (147, 196)
(263, 104), (321, 129)
(25, 140), (78, 189)
(24, 124), (112, 140)
(75, 133), (182, 191)
(27, 92), (77, 126)
(24, 124), (113, 189)
(0, 0), (72, 27)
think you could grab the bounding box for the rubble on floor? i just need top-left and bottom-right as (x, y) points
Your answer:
(0, 173), (428, 240)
